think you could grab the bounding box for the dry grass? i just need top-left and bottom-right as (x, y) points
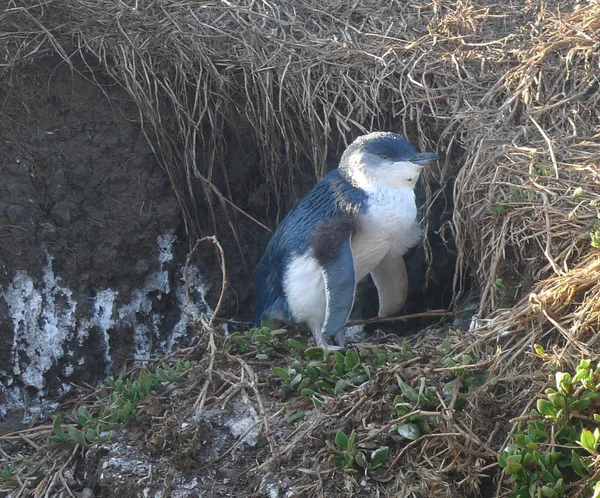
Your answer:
(1, 0), (531, 253)
(2, 0), (600, 496)
(453, 3), (600, 311)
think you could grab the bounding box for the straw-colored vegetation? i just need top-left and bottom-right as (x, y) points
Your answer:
(2, 0), (600, 496)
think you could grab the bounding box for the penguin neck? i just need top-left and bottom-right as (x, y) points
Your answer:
(342, 165), (418, 197)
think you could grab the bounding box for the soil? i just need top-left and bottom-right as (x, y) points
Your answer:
(0, 56), (183, 405)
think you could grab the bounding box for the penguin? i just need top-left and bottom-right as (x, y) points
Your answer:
(253, 132), (438, 349)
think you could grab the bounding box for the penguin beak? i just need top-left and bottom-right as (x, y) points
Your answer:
(410, 152), (438, 165)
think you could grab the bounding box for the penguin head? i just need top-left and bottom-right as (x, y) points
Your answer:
(339, 132), (438, 189)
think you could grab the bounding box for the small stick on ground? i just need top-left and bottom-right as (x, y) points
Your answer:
(186, 235), (228, 412)
(346, 309), (449, 327)
(235, 356), (278, 455)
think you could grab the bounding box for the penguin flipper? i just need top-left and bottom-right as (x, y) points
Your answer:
(319, 236), (356, 347)
(370, 252), (408, 316)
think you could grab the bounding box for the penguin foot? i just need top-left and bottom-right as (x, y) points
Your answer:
(314, 340), (345, 351)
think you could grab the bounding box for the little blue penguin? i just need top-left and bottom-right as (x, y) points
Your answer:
(253, 132), (438, 349)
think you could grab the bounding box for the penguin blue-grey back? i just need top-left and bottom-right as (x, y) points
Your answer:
(254, 132), (438, 349)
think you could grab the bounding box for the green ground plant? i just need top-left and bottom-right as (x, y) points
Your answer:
(392, 377), (438, 440)
(272, 348), (376, 408)
(327, 429), (390, 480)
(490, 186), (539, 215)
(589, 217), (600, 249)
(236, 326), (413, 407)
(47, 360), (190, 448)
(499, 353), (600, 497)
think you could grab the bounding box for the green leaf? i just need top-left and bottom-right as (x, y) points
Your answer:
(416, 418), (432, 435)
(573, 366), (590, 383)
(571, 450), (588, 477)
(397, 377), (419, 403)
(300, 388), (316, 397)
(345, 351), (359, 370)
(364, 365), (372, 380)
(349, 373), (369, 384)
(492, 279), (506, 291)
(551, 465), (563, 480)
(304, 347), (325, 360)
(441, 338), (451, 354)
(370, 446), (389, 468)
(286, 339), (305, 352)
(334, 351), (345, 375)
(570, 398), (591, 411)
(297, 377), (311, 391)
(547, 393), (565, 409)
(67, 427), (88, 447)
(86, 428), (99, 442)
(304, 365), (319, 379)
(348, 430), (357, 450)
(335, 430), (349, 450)
(594, 413), (600, 423)
(533, 344), (545, 355)
(453, 397), (466, 410)
(138, 369), (153, 395)
(359, 441), (376, 450)
(537, 399), (557, 418)
(1, 465), (13, 479)
(394, 402), (412, 416)
(334, 379), (349, 395)
(580, 429), (596, 453)
(52, 415), (65, 438)
(371, 472), (394, 483)
(505, 460), (523, 476)
(442, 379), (457, 398)
(290, 373), (303, 388)
(555, 372), (571, 395)
(579, 359), (591, 369)
(592, 481), (600, 498)
(271, 367), (289, 381)
(355, 451), (367, 468)
(397, 423), (421, 440)
(286, 410), (305, 424)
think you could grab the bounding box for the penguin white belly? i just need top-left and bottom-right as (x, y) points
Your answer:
(283, 254), (326, 332)
(351, 189), (419, 281)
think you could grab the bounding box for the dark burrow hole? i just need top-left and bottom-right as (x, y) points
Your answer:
(199, 135), (463, 342)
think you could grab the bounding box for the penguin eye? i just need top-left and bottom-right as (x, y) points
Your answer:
(378, 153), (390, 159)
